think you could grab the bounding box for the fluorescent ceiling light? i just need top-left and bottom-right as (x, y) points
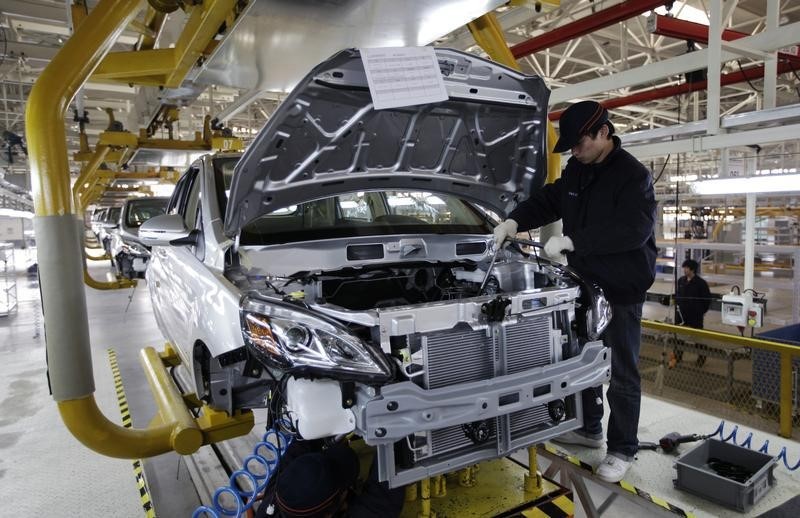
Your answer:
(690, 174), (800, 195)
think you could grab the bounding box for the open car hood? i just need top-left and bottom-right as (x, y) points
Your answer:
(224, 48), (550, 237)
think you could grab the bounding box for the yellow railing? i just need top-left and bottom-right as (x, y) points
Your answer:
(642, 319), (796, 438)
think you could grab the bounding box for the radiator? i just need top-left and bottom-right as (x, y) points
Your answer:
(418, 315), (556, 460)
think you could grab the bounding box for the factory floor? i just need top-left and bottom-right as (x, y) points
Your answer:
(1, 248), (799, 517)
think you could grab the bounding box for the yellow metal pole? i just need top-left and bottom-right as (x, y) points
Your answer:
(140, 347), (204, 454)
(779, 351), (793, 438)
(405, 482), (418, 502)
(83, 267), (137, 290)
(467, 12), (561, 184)
(431, 474), (446, 497)
(523, 445), (543, 496)
(458, 466), (476, 487)
(73, 145), (110, 213)
(27, 1), (142, 216)
(24, 0), (205, 459)
(418, 477), (434, 518)
(91, 0), (237, 87)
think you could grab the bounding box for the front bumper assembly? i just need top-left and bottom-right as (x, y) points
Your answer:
(354, 341), (611, 487)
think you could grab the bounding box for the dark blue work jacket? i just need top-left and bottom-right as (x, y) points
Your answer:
(509, 136), (657, 304)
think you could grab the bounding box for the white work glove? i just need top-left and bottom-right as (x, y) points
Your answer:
(493, 219), (518, 249)
(544, 235), (574, 262)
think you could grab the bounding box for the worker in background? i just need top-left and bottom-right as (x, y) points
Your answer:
(257, 440), (405, 518)
(674, 258), (712, 367)
(493, 100), (657, 483)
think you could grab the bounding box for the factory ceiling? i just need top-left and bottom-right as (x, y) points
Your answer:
(1, 0), (799, 199)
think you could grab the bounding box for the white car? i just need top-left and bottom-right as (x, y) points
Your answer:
(141, 48), (611, 487)
(109, 196), (169, 279)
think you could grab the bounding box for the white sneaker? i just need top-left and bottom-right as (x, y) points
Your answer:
(596, 454), (632, 483)
(551, 430), (604, 448)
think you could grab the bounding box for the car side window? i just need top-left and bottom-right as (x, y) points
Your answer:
(167, 166), (198, 216)
(182, 171), (205, 260)
(183, 169), (202, 231)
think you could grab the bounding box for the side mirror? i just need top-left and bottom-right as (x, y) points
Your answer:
(140, 214), (192, 246)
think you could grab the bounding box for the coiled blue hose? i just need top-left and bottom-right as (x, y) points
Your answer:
(710, 420), (800, 471)
(192, 426), (293, 517)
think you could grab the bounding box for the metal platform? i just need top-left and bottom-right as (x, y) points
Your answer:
(175, 388), (800, 518)
(527, 390), (800, 518)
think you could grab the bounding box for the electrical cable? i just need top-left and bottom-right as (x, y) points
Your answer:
(709, 420), (800, 471)
(652, 154), (671, 185)
(192, 425), (294, 517)
(736, 60), (763, 93)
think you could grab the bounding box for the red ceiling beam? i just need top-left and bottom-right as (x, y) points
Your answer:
(510, 0), (670, 59)
(649, 14), (800, 65)
(548, 60), (797, 120)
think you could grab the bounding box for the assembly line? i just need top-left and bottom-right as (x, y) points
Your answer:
(1, 1), (800, 517)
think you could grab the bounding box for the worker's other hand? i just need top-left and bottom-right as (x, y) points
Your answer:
(544, 235), (574, 260)
(493, 219), (518, 249)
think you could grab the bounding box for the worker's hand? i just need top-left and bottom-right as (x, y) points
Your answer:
(544, 235), (574, 260)
(493, 219), (518, 249)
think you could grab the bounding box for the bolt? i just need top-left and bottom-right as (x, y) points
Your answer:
(375, 428), (387, 438)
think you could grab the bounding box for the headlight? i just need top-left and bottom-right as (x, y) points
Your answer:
(551, 264), (612, 341)
(241, 297), (392, 382)
(585, 289), (612, 340)
(122, 241), (150, 256)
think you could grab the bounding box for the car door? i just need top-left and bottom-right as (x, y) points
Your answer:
(148, 168), (197, 351)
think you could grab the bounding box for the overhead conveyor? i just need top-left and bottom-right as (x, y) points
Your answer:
(26, 0), (255, 460)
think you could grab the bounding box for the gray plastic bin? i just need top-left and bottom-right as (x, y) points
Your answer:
(674, 439), (778, 512)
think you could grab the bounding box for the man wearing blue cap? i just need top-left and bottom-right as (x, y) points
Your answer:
(494, 100), (657, 482)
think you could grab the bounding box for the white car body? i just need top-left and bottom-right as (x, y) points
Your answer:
(142, 48), (612, 487)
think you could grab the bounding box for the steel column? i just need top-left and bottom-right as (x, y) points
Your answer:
(708, 0), (723, 134)
(509, 0), (668, 59)
(764, 0), (780, 109)
(744, 192), (756, 292)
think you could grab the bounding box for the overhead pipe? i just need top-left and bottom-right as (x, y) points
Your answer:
(510, 0), (670, 59)
(648, 13), (800, 65)
(548, 61), (796, 120)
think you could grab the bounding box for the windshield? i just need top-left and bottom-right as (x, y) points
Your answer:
(240, 191), (494, 245)
(107, 207), (121, 224)
(125, 199), (168, 228)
